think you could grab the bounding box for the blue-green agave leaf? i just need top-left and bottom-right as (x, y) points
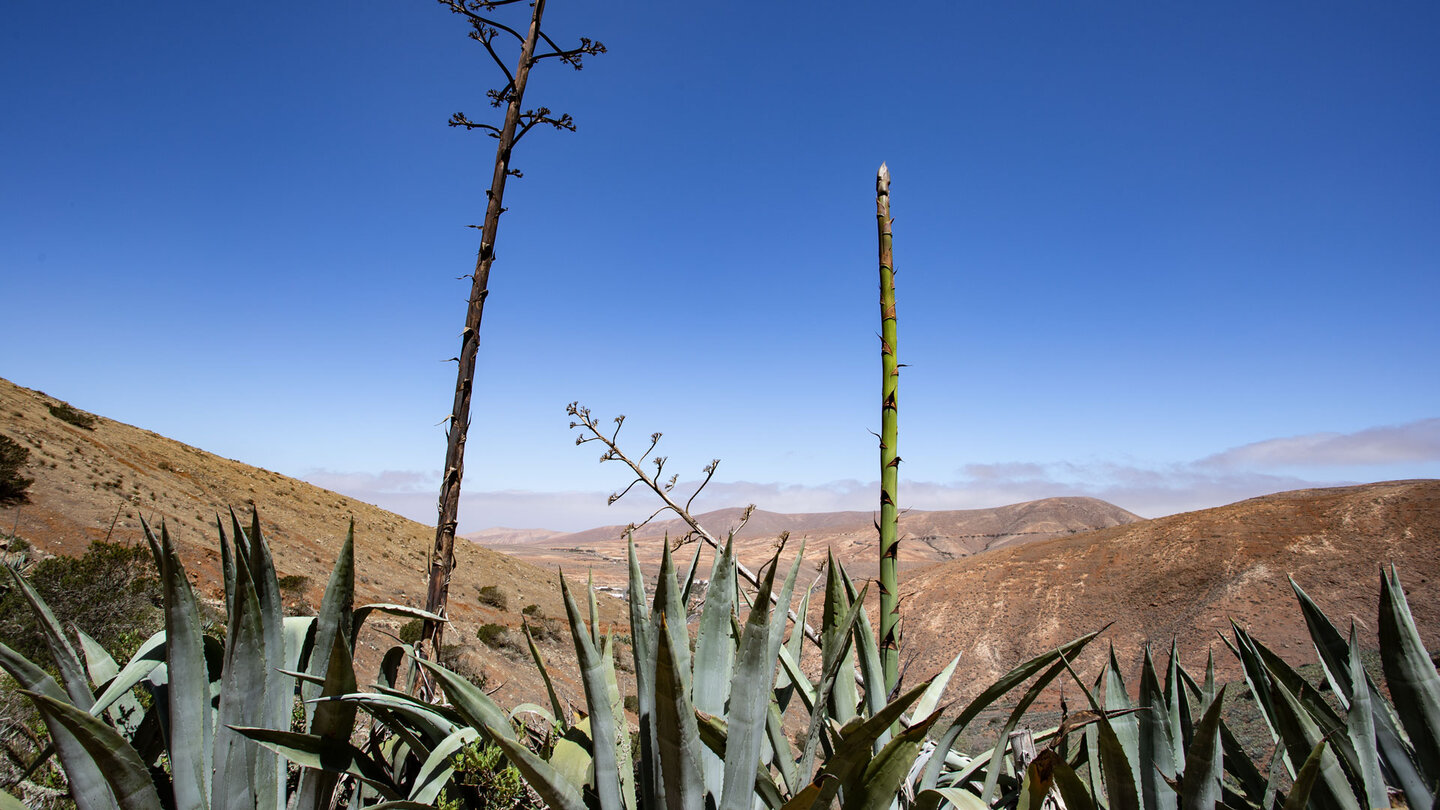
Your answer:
(414, 656), (515, 741)
(627, 535), (659, 810)
(1267, 672), (1362, 810)
(409, 727), (480, 804)
(914, 787), (991, 810)
(73, 626), (143, 737)
(352, 603), (446, 642)
(212, 520), (269, 810)
(797, 580), (868, 781)
(721, 546), (798, 810)
(1178, 686), (1225, 810)
(1344, 628), (1387, 810)
(295, 630), (359, 809)
(561, 571), (625, 810)
(820, 552), (860, 726)
(654, 611), (706, 810)
(1138, 647), (1177, 810)
(1060, 655), (1139, 810)
(1289, 578), (1429, 809)
(89, 629), (164, 717)
(309, 525), (353, 680)
(694, 538), (738, 802)
(0, 643), (111, 809)
(159, 522), (212, 810)
(25, 691), (162, 810)
(1378, 566), (1440, 787)
(920, 630), (1103, 790)
(1282, 738), (1332, 810)
(840, 709), (943, 810)
(232, 726), (401, 801)
(490, 732), (588, 810)
(977, 656), (1074, 805)
(522, 621), (565, 723)
(694, 712), (786, 810)
(8, 567), (93, 710)
(840, 564), (889, 748)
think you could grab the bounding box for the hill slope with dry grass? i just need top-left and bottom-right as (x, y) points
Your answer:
(7, 375), (1436, 729)
(898, 479), (1440, 706)
(0, 376), (622, 708)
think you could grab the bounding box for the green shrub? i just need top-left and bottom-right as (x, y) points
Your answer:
(399, 617), (425, 644)
(476, 622), (509, 648)
(276, 573), (312, 615)
(0, 540), (161, 666)
(444, 739), (537, 810)
(477, 584), (508, 610)
(0, 435), (33, 507)
(521, 603), (542, 617)
(525, 617), (563, 643)
(46, 402), (95, 430)
(277, 573), (309, 592)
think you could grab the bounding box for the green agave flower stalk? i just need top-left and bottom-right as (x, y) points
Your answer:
(876, 162), (901, 696)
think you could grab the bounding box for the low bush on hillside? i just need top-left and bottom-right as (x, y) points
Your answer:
(0, 540), (160, 666)
(277, 573), (313, 614)
(475, 622), (510, 649)
(523, 616), (563, 643)
(0, 436), (33, 507)
(399, 616), (425, 644)
(477, 584), (507, 610)
(46, 402), (95, 430)
(277, 573), (309, 592)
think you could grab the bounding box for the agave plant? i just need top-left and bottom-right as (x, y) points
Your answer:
(1222, 568), (1439, 810)
(347, 528), (1125, 810)
(926, 567), (1440, 810)
(0, 512), (442, 810)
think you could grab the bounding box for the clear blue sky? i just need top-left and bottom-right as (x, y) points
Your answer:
(3, 2), (1437, 532)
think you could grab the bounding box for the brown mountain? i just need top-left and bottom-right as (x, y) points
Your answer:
(476, 498), (1142, 589)
(0, 377), (621, 708)
(898, 479), (1440, 706)
(463, 527), (566, 545)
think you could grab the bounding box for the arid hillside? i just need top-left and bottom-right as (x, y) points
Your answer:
(898, 479), (1440, 705)
(472, 498), (1141, 589)
(6, 375), (1436, 726)
(0, 376), (623, 708)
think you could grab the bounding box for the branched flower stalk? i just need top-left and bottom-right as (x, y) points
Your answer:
(566, 402), (821, 644)
(423, 0), (605, 666)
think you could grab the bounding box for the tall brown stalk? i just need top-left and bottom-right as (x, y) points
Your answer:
(423, 0), (603, 660)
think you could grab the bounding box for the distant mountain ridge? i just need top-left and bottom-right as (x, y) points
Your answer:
(463, 526), (565, 545)
(470, 497), (1143, 588)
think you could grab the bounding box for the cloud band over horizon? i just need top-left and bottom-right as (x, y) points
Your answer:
(303, 418), (1440, 533)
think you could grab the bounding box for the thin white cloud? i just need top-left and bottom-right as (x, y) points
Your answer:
(689, 469), (1340, 520)
(301, 469), (664, 533)
(300, 465), (1346, 530)
(301, 419), (1436, 531)
(1198, 418), (1440, 468)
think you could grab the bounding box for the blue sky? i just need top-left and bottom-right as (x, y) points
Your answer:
(3, 2), (1437, 532)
